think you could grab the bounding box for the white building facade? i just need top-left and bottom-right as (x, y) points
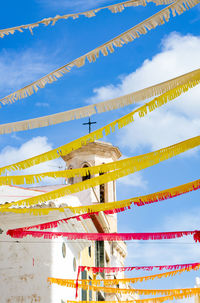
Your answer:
(0, 141), (139, 303)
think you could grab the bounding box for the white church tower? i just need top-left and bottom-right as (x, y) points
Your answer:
(62, 141), (134, 301)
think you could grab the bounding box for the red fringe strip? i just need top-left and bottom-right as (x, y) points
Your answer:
(134, 180), (200, 206)
(78, 262), (200, 274)
(6, 229), (200, 242)
(11, 207), (128, 232)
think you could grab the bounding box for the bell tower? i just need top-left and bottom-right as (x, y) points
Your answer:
(62, 141), (122, 232)
(62, 141), (130, 302)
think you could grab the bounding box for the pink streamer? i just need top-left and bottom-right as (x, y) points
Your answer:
(14, 207), (127, 232)
(6, 229), (200, 242)
(79, 262), (200, 273)
(134, 181), (200, 206)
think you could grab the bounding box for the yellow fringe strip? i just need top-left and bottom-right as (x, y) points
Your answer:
(1, 134), (200, 209)
(2, 178), (200, 215)
(0, 0), (198, 106)
(52, 264), (200, 286)
(0, 0), (175, 39)
(0, 68), (199, 135)
(66, 289), (200, 303)
(48, 277), (200, 297)
(0, 199), (132, 215)
(1, 77), (199, 175)
(1, 68), (200, 134)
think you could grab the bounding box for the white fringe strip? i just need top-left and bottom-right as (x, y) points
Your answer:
(0, 0), (198, 107)
(0, 67), (199, 135)
(0, 0), (174, 38)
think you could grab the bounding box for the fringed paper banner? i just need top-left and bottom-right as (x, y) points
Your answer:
(0, 0), (198, 107)
(0, 0), (175, 39)
(66, 289), (200, 303)
(47, 278), (200, 296)
(10, 208), (127, 231)
(1, 74), (199, 174)
(1, 135), (200, 210)
(102, 265), (200, 285)
(0, 68), (200, 135)
(53, 264), (200, 286)
(133, 178), (200, 206)
(86, 286), (200, 296)
(79, 262), (200, 273)
(2, 177), (200, 215)
(0, 200), (132, 216)
(6, 229), (200, 242)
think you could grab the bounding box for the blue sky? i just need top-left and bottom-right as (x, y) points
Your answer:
(1, 0), (200, 300)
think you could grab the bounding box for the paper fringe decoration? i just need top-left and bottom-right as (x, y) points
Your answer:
(66, 289), (200, 303)
(1, 75), (199, 175)
(1, 177), (200, 216)
(0, 0), (175, 39)
(0, 0), (198, 107)
(1, 135), (200, 210)
(48, 277), (200, 296)
(102, 265), (200, 286)
(0, 68), (199, 134)
(8, 209), (126, 231)
(6, 229), (200, 242)
(79, 262), (200, 273)
(0, 200), (132, 216)
(47, 264), (200, 286)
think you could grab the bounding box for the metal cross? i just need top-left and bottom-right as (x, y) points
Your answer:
(82, 117), (97, 134)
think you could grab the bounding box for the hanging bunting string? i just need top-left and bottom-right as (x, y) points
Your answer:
(47, 278), (200, 296)
(78, 262), (200, 273)
(0, 199), (132, 215)
(66, 289), (200, 303)
(8, 209), (126, 231)
(0, 68), (199, 134)
(47, 264), (200, 286)
(0, 76), (199, 175)
(1, 135), (200, 210)
(1, 177), (200, 215)
(0, 0), (175, 39)
(6, 229), (200, 242)
(0, 0), (198, 107)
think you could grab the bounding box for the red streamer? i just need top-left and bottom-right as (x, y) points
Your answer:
(6, 229), (200, 242)
(134, 180), (200, 206)
(78, 262), (200, 274)
(10, 207), (127, 233)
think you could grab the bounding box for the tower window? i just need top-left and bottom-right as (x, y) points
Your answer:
(88, 246), (91, 257)
(82, 164), (91, 181)
(99, 172), (105, 203)
(68, 166), (74, 185)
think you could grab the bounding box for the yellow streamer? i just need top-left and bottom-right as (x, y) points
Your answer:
(0, 0), (198, 106)
(1, 134), (200, 209)
(66, 289), (200, 303)
(0, 0), (175, 39)
(0, 77), (199, 175)
(3, 178), (200, 215)
(48, 277), (200, 297)
(51, 264), (200, 286)
(0, 68), (199, 134)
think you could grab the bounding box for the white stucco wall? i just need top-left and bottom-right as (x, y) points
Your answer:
(0, 186), (94, 303)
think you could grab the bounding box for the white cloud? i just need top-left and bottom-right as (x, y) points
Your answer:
(0, 136), (65, 186)
(0, 49), (54, 96)
(117, 172), (147, 188)
(88, 33), (200, 151)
